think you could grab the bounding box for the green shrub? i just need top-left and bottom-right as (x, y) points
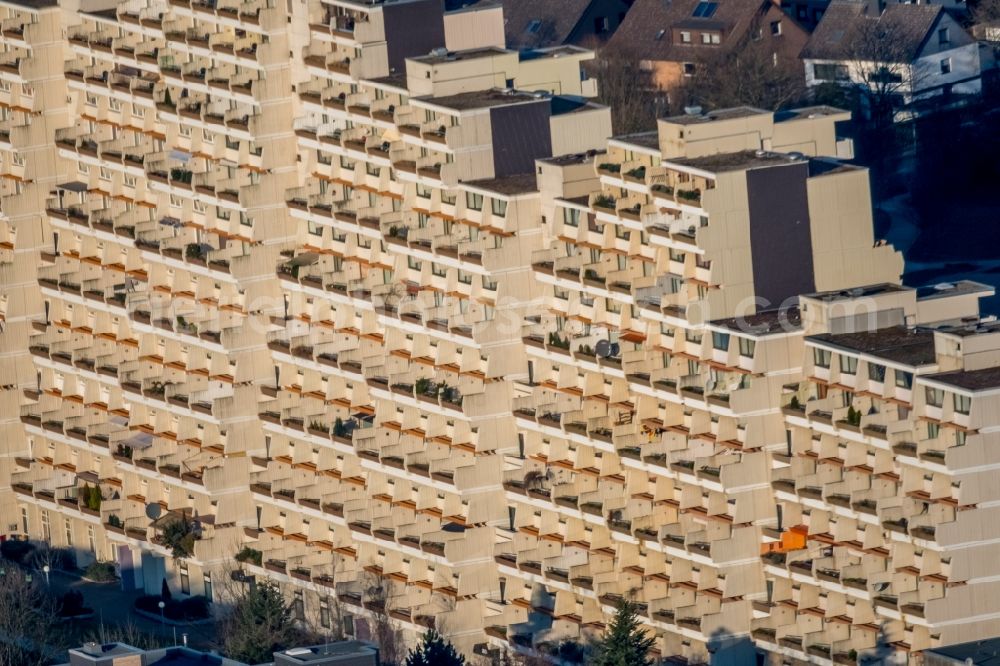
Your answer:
(234, 546), (263, 566)
(84, 561), (118, 582)
(0, 540), (35, 563)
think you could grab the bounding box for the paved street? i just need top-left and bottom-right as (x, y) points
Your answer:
(48, 570), (219, 651)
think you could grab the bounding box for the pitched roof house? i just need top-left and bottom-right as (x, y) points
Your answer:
(446, 0), (632, 50)
(607, 0), (809, 93)
(801, 1), (984, 116)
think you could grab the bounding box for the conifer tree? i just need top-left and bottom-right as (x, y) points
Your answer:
(591, 600), (655, 666)
(404, 629), (466, 666)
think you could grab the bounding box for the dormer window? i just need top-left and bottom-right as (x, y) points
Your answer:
(692, 2), (718, 17)
(681, 30), (692, 43)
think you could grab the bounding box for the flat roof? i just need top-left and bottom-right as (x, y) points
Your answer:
(463, 173), (538, 196)
(808, 326), (937, 367)
(278, 642), (377, 662)
(363, 72), (408, 92)
(409, 46), (509, 65)
(926, 365), (1000, 392)
(71, 644), (143, 659)
(661, 106), (770, 126)
(2, 0), (58, 8)
(610, 131), (660, 152)
(938, 319), (1000, 338)
(916, 279), (995, 302)
(802, 283), (910, 302)
(774, 105), (851, 122)
(710, 307), (802, 336)
(518, 45), (590, 61)
(414, 89), (544, 112)
(667, 150), (804, 174)
(538, 151), (601, 166)
(926, 638), (1000, 665)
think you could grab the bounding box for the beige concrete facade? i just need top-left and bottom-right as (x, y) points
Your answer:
(1, 1), (999, 664)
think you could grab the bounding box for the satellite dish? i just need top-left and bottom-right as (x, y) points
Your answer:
(609, 343), (620, 358)
(145, 503), (162, 520)
(595, 340), (611, 358)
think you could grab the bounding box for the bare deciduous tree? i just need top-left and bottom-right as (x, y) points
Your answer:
(361, 572), (405, 666)
(0, 567), (64, 666)
(85, 621), (169, 651)
(680, 32), (806, 112)
(589, 48), (662, 135)
(847, 15), (928, 127)
(970, 0), (1000, 27)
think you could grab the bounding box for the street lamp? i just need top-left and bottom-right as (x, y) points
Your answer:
(158, 600), (166, 628)
(42, 565), (50, 586)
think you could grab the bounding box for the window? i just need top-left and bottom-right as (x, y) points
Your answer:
(563, 207), (580, 227)
(701, 32), (712, 44)
(683, 62), (696, 76)
(320, 600), (331, 628)
(41, 510), (50, 541)
(64, 518), (72, 546)
(814, 64), (849, 81)
(308, 220), (322, 236)
(595, 16), (610, 32)
(88, 525), (96, 554)
(868, 363), (886, 382)
(895, 370), (913, 390)
(770, 20), (782, 36)
(441, 191), (456, 205)
(180, 562), (190, 594)
(21, 507), (28, 534)
(203, 573), (213, 602)
(491, 198), (507, 217)
(938, 27), (950, 45)
(954, 393), (971, 415)
(526, 19), (541, 34)
(956, 430), (967, 446)
(680, 31), (692, 43)
(710, 32), (721, 44)
(692, 2), (718, 17)
(927, 422), (940, 439)
(466, 192), (483, 211)
(739, 338), (756, 358)
(133, 105), (144, 118)
(925, 387), (944, 407)
(839, 355), (858, 375)
(813, 348), (831, 368)
(687, 359), (700, 376)
(293, 590), (305, 621)
(407, 256), (421, 270)
(416, 183), (431, 199)
(711, 331), (730, 351)
(940, 58), (952, 75)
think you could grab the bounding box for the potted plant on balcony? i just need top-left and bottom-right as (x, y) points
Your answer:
(307, 420), (329, 438)
(159, 515), (197, 559)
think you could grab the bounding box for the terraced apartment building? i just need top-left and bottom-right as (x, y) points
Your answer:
(3, 0), (1000, 664)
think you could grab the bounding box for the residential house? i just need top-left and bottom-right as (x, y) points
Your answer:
(607, 0), (809, 99)
(445, 0), (633, 50)
(801, 1), (984, 117)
